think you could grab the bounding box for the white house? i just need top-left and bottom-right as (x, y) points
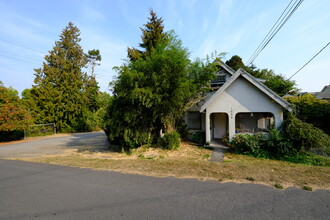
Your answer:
(184, 60), (292, 143)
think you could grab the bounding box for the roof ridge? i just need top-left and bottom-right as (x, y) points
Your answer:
(200, 64), (292, 112)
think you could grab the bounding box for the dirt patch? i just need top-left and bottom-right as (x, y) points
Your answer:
(12, 141), (330, 190)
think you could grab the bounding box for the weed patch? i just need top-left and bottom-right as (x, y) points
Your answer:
(274, 183), (283, 189)
(302, 185), (313, 191)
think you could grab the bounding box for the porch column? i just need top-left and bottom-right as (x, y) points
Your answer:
(274, 110), (283, 129)
(205, 110), (211, 143)
(228, 111), (236, 140)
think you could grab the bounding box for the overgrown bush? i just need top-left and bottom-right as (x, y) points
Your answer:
(192, 131), (206, 146)
(230, 122), (330, 166)
(285, 94), (330, 135)
(283, 114), (330, 154)
(231, 134), (268, 158)
(159, 131), (181, 150)
(265, 128), (294, 157)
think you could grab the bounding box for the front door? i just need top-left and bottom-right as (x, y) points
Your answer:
(212, 113), (227, 139)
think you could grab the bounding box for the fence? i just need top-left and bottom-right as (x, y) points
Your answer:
(24, 123), (56, 139)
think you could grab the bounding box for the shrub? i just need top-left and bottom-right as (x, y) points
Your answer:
(265, 128), (294, 157)
(231, 134), (268, 158)
(192, 131), (205, 146)
(283, 114), (330, 154)
(230, 123), (330, 166)
(285, 94), (330, 135)
(159, 131), (181, 150)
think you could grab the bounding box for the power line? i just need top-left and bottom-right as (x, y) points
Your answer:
(247, 0), (294, 65)
(288, 41), (330, 80)
(248, 0), (303, 64)
(247, 0), (304, 65)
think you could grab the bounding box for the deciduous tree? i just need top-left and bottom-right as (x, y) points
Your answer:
(0, 82), (32, 139)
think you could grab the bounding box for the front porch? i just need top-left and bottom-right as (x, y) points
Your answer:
(205, 112), (277, 142)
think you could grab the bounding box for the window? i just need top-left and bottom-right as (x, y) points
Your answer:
(187, 112), (201, 129)
(211, 74), (226, 87)
(216, 75), (226, 82)
(235, 112), (274, 133)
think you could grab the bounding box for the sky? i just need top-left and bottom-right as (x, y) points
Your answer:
(0, 0), (329, 95)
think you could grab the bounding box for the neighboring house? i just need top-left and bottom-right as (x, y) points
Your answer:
(184, 60), (292, 143)
(310, 85), (330, 100)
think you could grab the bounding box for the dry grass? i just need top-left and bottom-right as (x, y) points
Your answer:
(0, 133), (70, 146)
(14, 141), (330, 190)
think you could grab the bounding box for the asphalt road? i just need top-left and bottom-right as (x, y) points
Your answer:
(1, 159), (329, 220)
(0, 131), (110, 158)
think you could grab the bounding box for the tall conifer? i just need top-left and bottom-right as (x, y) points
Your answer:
(32, 22), (91, 132)
(127, 9), (167, 60)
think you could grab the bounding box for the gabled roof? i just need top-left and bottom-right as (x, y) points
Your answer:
(315, 92), (330, 100)
(200, 68), (292, 112)
(321, 85), (330, 92)
(214, 60), (235, 75)
(214, 60), (265, 83)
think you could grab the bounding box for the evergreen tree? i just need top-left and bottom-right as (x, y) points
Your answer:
(32, 22), (98, 132)
(85, 49), (102, 112)
(87, 49), (102, 75)
(22, 88), (38, 121)
(225, 55), (245, 71)
(127, 9), (167, 61)
(106, 12), (217, 149)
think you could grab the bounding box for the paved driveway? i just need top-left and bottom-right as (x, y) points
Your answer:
(0, 159), (329, 219)
(0, 131), (110, 158)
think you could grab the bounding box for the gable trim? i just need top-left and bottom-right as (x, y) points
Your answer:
(200, 68), (292, 112)
(214, 60), (236, 75)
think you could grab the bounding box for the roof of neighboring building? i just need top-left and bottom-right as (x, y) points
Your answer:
(315, 92), (330, 100)
(309, 85), (330, 100)
(321, 85), (330, 92)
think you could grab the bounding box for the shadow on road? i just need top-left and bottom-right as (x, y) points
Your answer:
(60, 131), (111, 153)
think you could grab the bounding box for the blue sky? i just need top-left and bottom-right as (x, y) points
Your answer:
(0, 0), (329, 95)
